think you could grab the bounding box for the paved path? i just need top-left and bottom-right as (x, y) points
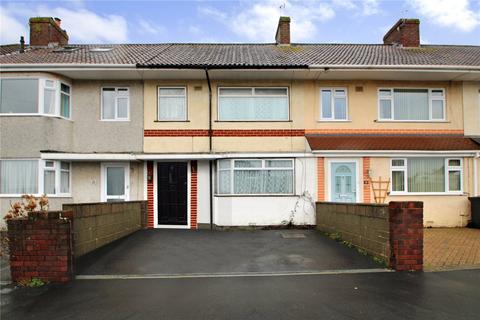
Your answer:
(424, 228), (480, 271)
(2, 270), (479, 319)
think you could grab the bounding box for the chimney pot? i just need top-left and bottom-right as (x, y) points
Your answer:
(275, 16), (291, 45)
(54, 17), (61, 27)
(19, 36), (25, 53)
(383, 18), (420, 47)
(29, 17), (68, 47)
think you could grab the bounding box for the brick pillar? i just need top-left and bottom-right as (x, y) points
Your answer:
(317, 157), (325, 201)
(7, 212), (73, 284)
(147, 161), (154, 228)
(388, 201), (423, 271)
(363, 157), (371, 203)
(190, 161), (198, 230)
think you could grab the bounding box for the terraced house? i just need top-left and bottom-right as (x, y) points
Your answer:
(1, 16), (479, 229)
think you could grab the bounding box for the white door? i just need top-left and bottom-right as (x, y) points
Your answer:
(101, 163), (129, 202)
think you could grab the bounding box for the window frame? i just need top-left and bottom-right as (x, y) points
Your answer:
(100, 162), (130, 202)
(157, 86), (188, 121)
(100, 87), (130, 121)
(390, 157), (462, 195)
(0, 159), (71, 197)
(319, 87), (349, 121)
(217, 86), (290, 122)
(377, 88), (446, 122)
(60, 82), (71, 119)
(216, 158), (295, 196)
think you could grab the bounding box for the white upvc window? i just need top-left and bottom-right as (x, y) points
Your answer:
(0, 78), (71, 119)
(157, 87), (187, 121)
(101, 87), (130, 121)
(378, 88), (445, 121)
(320, 88), (348, 120)
(101, 163), (130, 202)
(0, 159), (71, 197)
(390, 158), (462, 195)
(217, 159), (294, 195)
(218, 87), (289, 121)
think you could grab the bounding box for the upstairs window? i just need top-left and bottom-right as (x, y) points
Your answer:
(218, 87), (289, 121)
(60, 83), (71, 118)
(101, 88), (129, 121)
(378, 88), (445, 121)
(158, 87), (187, 121)
(320, 88), (348, 120)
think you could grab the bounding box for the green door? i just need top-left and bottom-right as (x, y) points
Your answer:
(331, 162), (356, 203)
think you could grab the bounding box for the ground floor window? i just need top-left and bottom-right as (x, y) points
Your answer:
(391, 158), (462, 194)
(101, 163), (129, 202)
(217, 159), (294, 195)
(0, 159), (70, 196)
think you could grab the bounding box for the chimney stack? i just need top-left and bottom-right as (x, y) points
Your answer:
(29, 17), (68, 47)
(275, 16), (290, 45)
(383, 18), (420, 47)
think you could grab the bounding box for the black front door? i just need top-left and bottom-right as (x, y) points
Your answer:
(157, 162), (188, 225)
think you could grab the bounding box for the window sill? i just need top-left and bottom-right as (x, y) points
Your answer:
(374, 120), (450, 123)
(0, 194), (72, 198)
(214, 120), (293, 123)
(0, 114), (72, 121)
(214, 194), (296, 197)
(317, 119), (351, 122)
(100, 119), (130, 122)
(154, 120), (190, 122)
(389, 192), (464, 196)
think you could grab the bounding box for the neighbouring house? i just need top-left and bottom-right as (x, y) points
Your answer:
(0, 16), (479, 229)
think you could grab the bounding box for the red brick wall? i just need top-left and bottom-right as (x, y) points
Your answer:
(383, 19), (420, 47)
(388, 201), (423, 271)
(363, 157), (371, 203)
(147, 161), (154, 228)
(317, 157), (325, 201)
(275, 17), (290, 45)
(7, 212), (73, 283)
(190, 161), (198, 230)
(29, 18), (68, 47)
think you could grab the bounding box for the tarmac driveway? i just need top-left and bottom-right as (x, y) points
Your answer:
(76, 229), (381, 276)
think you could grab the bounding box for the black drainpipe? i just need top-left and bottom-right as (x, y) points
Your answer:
(205, 68), (214, 230)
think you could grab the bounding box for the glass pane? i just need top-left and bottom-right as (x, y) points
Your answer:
(158, 96), (186, 120)
(45, 80), (55, 88)
(117, 88), (129, 96)
(218, 170), (231, 194)
(393, 89), (429, 120)
(263, 170), (293, 194)
(117, 97), (128, 118)
(379, 89), (392, 97)
(0, 79), (39, 113)
(218, 160), (231, 169)
(45, 161), (54, 168)
(234, 160), (262, 168)
(44, 170), (55, 194)
(106, 167), (125, 196)
(345, 176), (352, 192)
(431, 90), (444, 97)
(159, 88), (185, 96)
(321, 90), (332, 118)
(392, 159), (405, 167)
(61, 162), (70, 170)
(334, 97), (347, 119)
(334, 89), (346, 95)
(380, 99), (392, 119)
(219, 88), (252, 96)
(61, 93), (70, 118)
(266, 160), (293, 168)
(448, 159), (461, 167)
(254, 88), (287, 95)
(335, 176), (341, 193)
(43, 89), (55, 114)
(408, 158), (445, 192)
(234, 170), (263, 194)
(218, 96), (288, 121)
(448, 171), (461, 191)
(102, 89), (116, 119)
(392, 171), (405, 192)
(0, 160), (38, 194)
(61, 83), (70, 94)
(432, 100), (444, 119)
(60, 171), (70, 193)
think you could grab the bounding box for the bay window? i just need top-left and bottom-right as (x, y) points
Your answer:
(320, 88), (348, 120)
(101, 87), (129, 120)
(391, 158), (462, 194)
(217, 159), (294, 195)
(218, 87), (289, 121)
(378, 88), (445, 121)
(0, 78), (71, 118)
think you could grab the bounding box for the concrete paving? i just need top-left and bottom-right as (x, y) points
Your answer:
(75, 229), (381, 276)
(2, 270), (479, 319)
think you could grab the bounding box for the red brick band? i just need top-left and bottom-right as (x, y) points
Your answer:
(190, 161), (198, 230)
(147, 161), (154, 228)
(144, 129), (305, 137)
(363, 157), (371, 203)
(317, 157), (325, 201)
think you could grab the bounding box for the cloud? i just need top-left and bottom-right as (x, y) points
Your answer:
(0, 4), (128, 44)
(138, 19), (166, 35)
(332, 0), (380, 16)
(0, 8), (28, 44)
(410, 0), (480, 32)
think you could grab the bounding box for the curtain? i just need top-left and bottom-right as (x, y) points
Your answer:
(61, 171), (70, 193)
(0, 160), (38, 194)
(394, 89), (429, 120)
(392, 171), (405, 191)
(43, 88), (56, 114)
(218, 170), (231, 194)
(379, 99), (392, 119)
(321, 91), (332, 118)
(432, 100), (444, 119)
(102, 89), (116, 119)
(408, 158), (445, 192)
(61, 93), (70, 118)
(0, 79), (38, 113)
(44, 170), (55, 194)
(158, 96), (186, 120)
(448, 171), (461, 191)
(334, 97), (347, 119)
(117, 97), (129, 118)
(219, 96), (288, 120)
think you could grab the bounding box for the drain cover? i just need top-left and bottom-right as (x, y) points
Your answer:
(281, 233), (306, 239)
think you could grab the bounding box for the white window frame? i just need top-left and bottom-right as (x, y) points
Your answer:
(0, 159), (71, 197)
(216, 158), (295, 196)
(217, 87), (290, 122)
(319, 88), (348, 121)
(0, 78), (72, 119)
(157, 86), (188, 121)
(60, 82), (71, 119)
(390, 157), (463, 195)
(378, 88), (446, 122)
(100, 87), (130, 121)
(101, 162), (130, 202)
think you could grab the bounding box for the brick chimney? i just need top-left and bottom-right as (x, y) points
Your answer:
(383, 18), (420, 47)
(29, 17), (68, 47)
(275, 16), (290, 45)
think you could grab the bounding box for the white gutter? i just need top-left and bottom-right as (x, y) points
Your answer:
(475, 152), (480, 197)
(311, 150), (479, 157)
(309, 65), (480, 72)
(0, 64), (136, 69)
(41, 153), (137, 161)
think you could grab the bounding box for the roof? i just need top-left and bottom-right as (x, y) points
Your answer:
(1, 43), (479, 68)
(0, 44), (23, 56)
(306, 135), (480, 151)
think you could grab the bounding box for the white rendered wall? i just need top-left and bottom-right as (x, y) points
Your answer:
(197, 160), (211, 224)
